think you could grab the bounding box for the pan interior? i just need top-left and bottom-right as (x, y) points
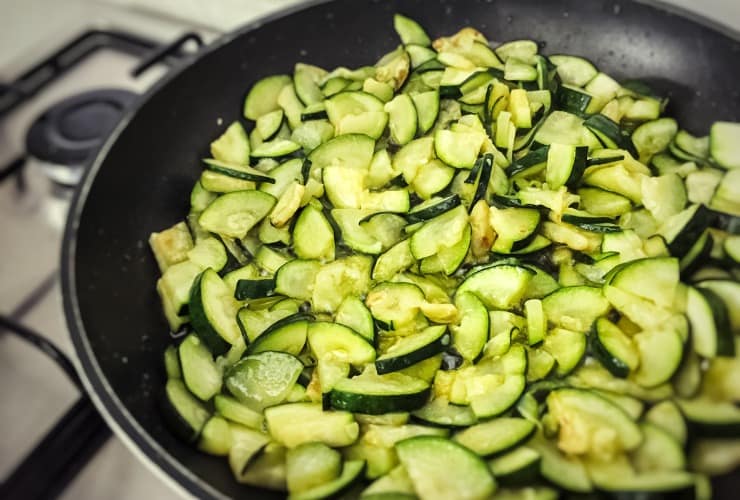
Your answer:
(64, 0), (740, 498)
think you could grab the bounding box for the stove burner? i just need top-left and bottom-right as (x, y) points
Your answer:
(25, 88), (137, 185)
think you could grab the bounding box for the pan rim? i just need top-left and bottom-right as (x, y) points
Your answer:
(60, 0), (740, 498)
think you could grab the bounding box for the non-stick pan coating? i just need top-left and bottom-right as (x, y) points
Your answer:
(62, 0), (740, 498)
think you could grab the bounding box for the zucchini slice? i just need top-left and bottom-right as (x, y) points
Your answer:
(546, 388), (643, 453)
(453, 418), (536, 458)
(449, 292), (489, 361)
(244, 74), (292, 120)
(329, 372), (431, 414)
(199, 190), (276, 239)
(487, 446), (541, 486)
(376, 325), (449, 374)
(265, 403), (359, 448)
(225, 351), (303, 411)
(245, 315), (310, 356)
(189, 269), (241, 355)
(179, 333), (222, 401)
(685, 285), (734, 358)
(412, 398), (477, 428)
(396, 436), (496, 500)
(591, 317), (639, 378)
(161, 379), (211, 444)
(457, 264), (534, 310)
(709, 121), (740, 169)
(288, 460), (365, 500)
(285, 442), (342, 495)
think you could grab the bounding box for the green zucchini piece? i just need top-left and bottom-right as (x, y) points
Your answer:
(686, 286), (735, 358)
(456, 264), (534, 310)
(225, 351), (303, 411)
(710, 121), (740, 169)
(487, 446), (541, 486)
(178, 333), (222, 401)
(161, 379), (211, 444)
(265, 403), (359, 448)
(330, 372), (431, 414)
(214, 395), (263, 430)
(450, 292), (489, 361)
(285, 442), (342, 495)
(453, 417), (536, 458)
(244, 74), (292, 120)
(375, 325), (450, 374)
(293, 205), (335, 261)
(190, 269), (241, 355)
(396, 436), (496, 500)
(288, 460), (365, 500)
(198, 190), (276, 239)
(210, 121), (250, 165)
(591, 317), (639, 378)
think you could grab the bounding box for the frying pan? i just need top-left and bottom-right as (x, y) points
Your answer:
(61, 0), (740, 498)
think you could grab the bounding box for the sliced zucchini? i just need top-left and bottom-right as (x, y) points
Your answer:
(644, 400), (687, 446)
(411, 398), (477, 428)
(685, 286), (734, 358)
(330, 372), (430, 414)
(376, 325), (450, 374)
(214, 394), (263, 430)
(487, 446), (541, 486)
(542, 327), (587, 376)
(233, 442), (287, 491)
(541, 286), (609, 332)
(309, 321), (376, 392)
(246, 315), (310, 356)
(190, 269), (241, 355)
(456, 264), (533, 310)
(308, 133), (375, 170)
(709, 121), (740, 169)
(434, 128), (485, 169)
(265, 402), (359, 448)
(449, 292), (488, 361)
(396, 436), (496, 500)
(528, 433), (592, 493)
(311, 255), (373, 313)
(591, 317), (639, 378)
(550, 54), (598, 87)
(225, 351), (303, 411)
(453, 418), (536, 458)
(545, 143), (588, 189)
(161, 379), (211, 444)
(546, 388), (643, 453)
(411, 90), (440, 135)
(385, 93), (418, 145)
(179, 333), (222, 401)
(696, 279), (740, 335)
(289, 460), (365, 500)
(199, 190), (276, 239)
(285, 441), (342, 495)
(293, 205), (335, 261)
(631, 422), (686, 473)
(244, 74), (292, 120)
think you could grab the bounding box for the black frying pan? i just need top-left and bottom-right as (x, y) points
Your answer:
(61, 0), (740, 498)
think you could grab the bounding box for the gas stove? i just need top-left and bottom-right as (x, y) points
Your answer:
(0, 1), (301, 498)
(0, 0), (738, 499)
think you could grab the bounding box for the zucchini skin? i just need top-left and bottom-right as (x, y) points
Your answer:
(329, 386), (431, 415)
(375, 333), (450, 374)
(189, 271), (231, 355)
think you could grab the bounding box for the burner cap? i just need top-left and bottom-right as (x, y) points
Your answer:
(26, 89), (137, 166)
